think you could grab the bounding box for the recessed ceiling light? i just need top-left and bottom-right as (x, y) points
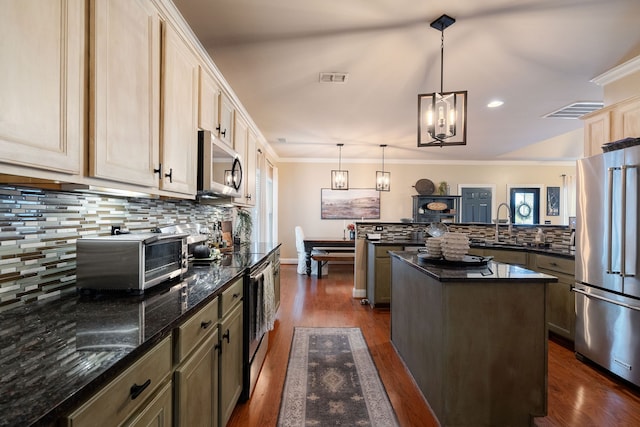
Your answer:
(487, 100), (504, 108)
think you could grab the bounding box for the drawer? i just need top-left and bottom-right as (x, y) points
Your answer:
(67, 336), (172, 427)
(374, 245), (402, 258)
(220, 276), (243, 318)
(534, 254), (575, 275)
(484, 248), (528, 266)
(175, 297), (219, 363)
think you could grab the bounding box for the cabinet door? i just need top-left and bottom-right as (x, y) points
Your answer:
(547, 276), (575, 340)
(583, 110), (611, 157)
(90, 0), (160, 187)
(174, 331), (219, 427)
(127, 381), (172, 427)
(243, 129), (257, 206)
(218, 92), (234, 146)
(161, 21), (198, 196)
(219, 303), (243, 427)
(613, 99), (640, 141)
(0, 0), (84, 174)
(233, 115), (249, 205)
(199, 67), (220, 132)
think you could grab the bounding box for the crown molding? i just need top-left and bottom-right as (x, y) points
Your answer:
(591, 55), (640, 86)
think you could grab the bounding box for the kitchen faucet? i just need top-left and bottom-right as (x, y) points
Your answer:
(495, 202), (513, 242)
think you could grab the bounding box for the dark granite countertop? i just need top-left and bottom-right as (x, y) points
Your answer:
(367, 238), (575, 259)
(389, 251), (558, 283)
(0, 242), (280, 427)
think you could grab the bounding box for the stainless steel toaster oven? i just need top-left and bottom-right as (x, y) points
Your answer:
(76, 232), (188, 293)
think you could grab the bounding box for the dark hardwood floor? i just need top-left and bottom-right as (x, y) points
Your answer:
(227, 264), (640, 427)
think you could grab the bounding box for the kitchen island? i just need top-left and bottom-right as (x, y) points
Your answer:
(389, 251), (556, 427)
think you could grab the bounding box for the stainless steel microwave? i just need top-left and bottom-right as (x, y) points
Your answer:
(197, 130), (243, 199)
(76, 233), (188, 293)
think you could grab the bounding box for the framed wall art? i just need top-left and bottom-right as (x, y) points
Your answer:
(321, 188), (380, 219)
(547, 186), (560, 216)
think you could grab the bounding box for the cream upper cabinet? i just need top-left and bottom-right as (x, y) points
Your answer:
(0, 0), (84, 174)
(89, 0), (161, 187)
(243, 129), (257, 206)
(233, 115), (249, 205)
(583, 110), (611, 157)
(218, 92), (235, 147)
(611, 97), (640, 141)
(160, 20), (198, 196)
(583, 95), (640, 157)
(199, 67), (220, 133)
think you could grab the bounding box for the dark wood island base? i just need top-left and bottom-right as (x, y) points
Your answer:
(390, 252), (557, 427)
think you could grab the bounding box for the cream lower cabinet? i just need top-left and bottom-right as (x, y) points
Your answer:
(175, 331), (220, 427)
(219, 278), (244, 427)
(89, 0), (161, 188)
(0, 0), (84, 175)
(470, 247), (529, 267)
(66, 336), (173, 427)
(175, 276), (243, 427)
(174, 296), (220, 427)
(529, 253), (576, 342)
(367, 244), (403, 308)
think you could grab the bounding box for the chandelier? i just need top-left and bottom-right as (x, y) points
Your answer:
(418, 14), (467, 147)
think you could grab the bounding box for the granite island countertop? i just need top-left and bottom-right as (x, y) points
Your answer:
(0, 242), (280, 427)
(388, 251), (558, 283)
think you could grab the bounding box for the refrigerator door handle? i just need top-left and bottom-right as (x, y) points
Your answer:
(621, 164), (627, 277)
(622, 164), (637, 278)
(572, 285), (640, 312)
(607, 167), (618, 274)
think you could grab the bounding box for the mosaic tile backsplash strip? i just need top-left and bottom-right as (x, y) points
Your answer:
(0, 185), (231, 312)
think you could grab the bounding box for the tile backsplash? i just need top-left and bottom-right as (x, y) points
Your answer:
(0, 185), (231, 312)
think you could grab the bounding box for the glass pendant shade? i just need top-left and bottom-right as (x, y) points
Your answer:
(375, 144), (390, 191)
(418, 90), (467, 146)
(376, 171), (390, 191)
(331, 143), (349, 190)
(331, 170), (349, 190)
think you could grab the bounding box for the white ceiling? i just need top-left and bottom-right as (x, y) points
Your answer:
(172, 0), (640, 163)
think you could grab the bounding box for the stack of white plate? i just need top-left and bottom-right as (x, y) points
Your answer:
(425, 237), (443, 258)
(441, 232), (470, 261)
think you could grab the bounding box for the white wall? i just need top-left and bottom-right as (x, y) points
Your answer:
(277, 161), (576, 260)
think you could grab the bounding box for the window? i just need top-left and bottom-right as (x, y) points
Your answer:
(510, 187), (540, 224)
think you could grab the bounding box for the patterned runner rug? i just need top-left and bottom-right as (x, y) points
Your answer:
(278, 327), (399, 426)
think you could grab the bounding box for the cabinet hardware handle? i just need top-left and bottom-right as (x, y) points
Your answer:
(153, 164), (162, 177)
(246, 194), (252, 200)
(130, 379), (151, 400)
(165, 168), (173, 183)
(223, 329), (230, 343)
(232, 293), (239, 299)
(201, 320), (213, 329)
(214, 342), (221, 354)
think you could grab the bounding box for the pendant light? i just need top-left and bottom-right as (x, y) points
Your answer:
(418, 14), (467, 147)
(331, 143), (349, 190)
(376, 144), (390, 192)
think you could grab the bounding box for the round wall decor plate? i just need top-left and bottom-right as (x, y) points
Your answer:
(426, 202), (447, 211)
(414, 179), (435, 195)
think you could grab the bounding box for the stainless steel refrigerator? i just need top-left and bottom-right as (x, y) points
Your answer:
(574, 143), (640, 387)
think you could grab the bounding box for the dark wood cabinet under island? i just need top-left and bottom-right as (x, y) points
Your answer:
(389, 251), (557, 427)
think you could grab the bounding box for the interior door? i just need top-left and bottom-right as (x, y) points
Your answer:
(461, 187), (492, 223)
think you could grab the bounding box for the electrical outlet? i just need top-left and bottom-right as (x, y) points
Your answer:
(375, 225), (383, 231)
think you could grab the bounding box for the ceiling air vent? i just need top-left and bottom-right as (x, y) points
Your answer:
(543, 101), (603, 119)
(319, 72), (349, 83)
